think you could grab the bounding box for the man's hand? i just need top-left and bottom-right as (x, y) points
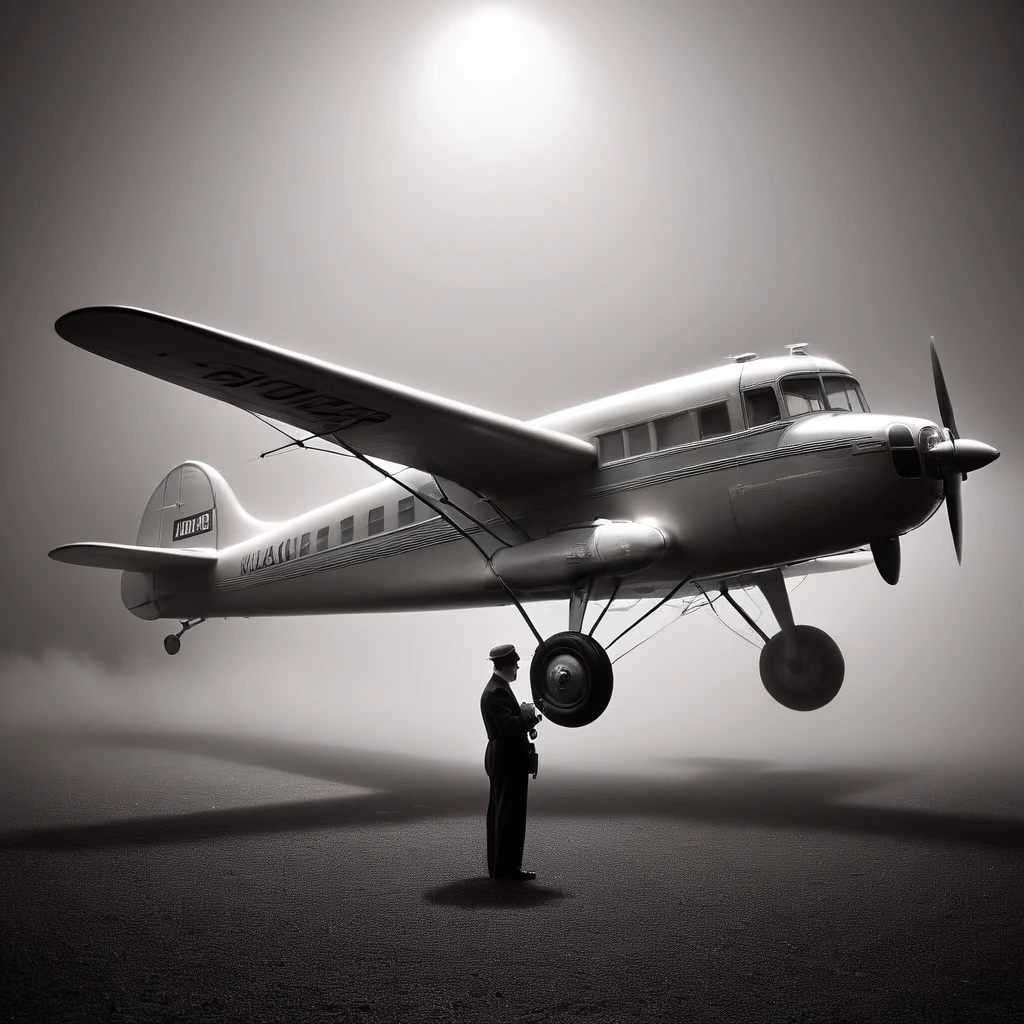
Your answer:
(520, 702), (542, 729)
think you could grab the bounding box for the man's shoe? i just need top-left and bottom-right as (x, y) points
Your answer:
(496, 868), (536, 881)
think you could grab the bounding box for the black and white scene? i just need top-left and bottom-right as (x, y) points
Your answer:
(2, 1), (1022, 1021)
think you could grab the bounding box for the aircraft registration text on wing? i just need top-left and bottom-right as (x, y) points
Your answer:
(49, 307), (999, 726)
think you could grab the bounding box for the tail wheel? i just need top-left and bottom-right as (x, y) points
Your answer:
(530, 631), (613, 728)
(759, 625), (845, 711)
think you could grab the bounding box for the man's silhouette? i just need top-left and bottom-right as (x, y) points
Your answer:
(480, 644), (540, 881)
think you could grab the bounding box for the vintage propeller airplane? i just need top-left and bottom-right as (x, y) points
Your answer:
(49, 307), (999, 727)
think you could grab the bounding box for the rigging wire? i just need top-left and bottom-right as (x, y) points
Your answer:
(696, 581), (763, 650)
(325, 435), (544, 645)
(216, 413), (359, 474)
(604, 575), (694, 652)
(609, 593), (702, 664)
(212, 409), (544, 641)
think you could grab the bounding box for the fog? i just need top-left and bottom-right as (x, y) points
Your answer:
(1, 1), (1021, 775)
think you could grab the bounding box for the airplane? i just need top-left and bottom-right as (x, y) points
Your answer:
(48, 306), (1000, 728)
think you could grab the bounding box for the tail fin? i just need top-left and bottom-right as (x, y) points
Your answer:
(121, 461), (267, 619)
(133, 460), (265, 551)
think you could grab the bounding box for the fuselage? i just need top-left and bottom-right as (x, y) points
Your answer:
(144, 352), (944, 621)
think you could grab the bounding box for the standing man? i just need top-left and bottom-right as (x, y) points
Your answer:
(480, 643), (541, 881)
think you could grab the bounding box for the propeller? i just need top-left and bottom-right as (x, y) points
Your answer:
(927, 340), (999, 563)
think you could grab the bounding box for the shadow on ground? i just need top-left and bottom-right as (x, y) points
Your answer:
(2, 728), (1022, 852)
(423, 877), (567, 908)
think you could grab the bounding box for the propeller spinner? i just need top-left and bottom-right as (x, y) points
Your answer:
(927, 341), (1000, 563)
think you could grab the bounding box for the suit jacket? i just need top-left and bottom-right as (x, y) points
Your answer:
(481, 674), (532, 777)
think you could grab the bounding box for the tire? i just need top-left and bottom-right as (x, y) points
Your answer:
(530, 631), (613, 728)
(758, 625), (844, 711)
(163, 635), (181, 656)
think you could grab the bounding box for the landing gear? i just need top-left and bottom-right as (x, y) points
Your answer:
(529, 578), (614, 728)
(727, 570), (845, 711)
(530, 631), (613, 728)
(758, 625), (845, 711)
(163, 617), (205, 655)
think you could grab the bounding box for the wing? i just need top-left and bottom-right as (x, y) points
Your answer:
(777, 549), (873, 577)
(55, 306), (597, 498)
(48, 543), (217, 571)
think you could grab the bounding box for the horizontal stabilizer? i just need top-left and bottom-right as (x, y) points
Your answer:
(48, 542), (218, 572)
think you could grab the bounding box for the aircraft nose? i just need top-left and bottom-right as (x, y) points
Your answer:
(927, 438), (1000, 475)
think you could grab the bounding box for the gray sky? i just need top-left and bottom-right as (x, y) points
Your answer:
(1, 0), (1021, 769)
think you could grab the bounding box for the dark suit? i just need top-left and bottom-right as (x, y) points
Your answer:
(480, 673), (534, 878)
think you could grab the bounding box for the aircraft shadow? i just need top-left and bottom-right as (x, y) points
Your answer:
(2, 729), (1022, 853)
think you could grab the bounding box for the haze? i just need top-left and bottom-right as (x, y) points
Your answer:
(1, 1), (1021, 774)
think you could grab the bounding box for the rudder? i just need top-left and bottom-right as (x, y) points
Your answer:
(122, 461), (266, 618)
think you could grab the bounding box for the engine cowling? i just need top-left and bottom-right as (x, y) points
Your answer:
(491, 521), (666, 589)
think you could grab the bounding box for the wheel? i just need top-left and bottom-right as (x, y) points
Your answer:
(163, 634), (181, 656)
(759, 625), (844, 711)
(530, 631), (613, 728)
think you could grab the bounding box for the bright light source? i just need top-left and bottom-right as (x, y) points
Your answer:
(415, 6), (576, 155)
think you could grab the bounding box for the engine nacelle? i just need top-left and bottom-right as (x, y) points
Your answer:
(491, 521), (666, 589)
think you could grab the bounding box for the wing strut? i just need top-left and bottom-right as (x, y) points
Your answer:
(325, 435), (545, 645)
(604, 575), (695, 652)
(719, 583), (771, 644)
(428, 476), (521, 550)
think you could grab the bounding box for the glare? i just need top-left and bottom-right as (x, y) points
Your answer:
(416, 6), (576, 155)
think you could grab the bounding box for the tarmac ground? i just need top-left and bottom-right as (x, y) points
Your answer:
(1, 729), (1022, 1023)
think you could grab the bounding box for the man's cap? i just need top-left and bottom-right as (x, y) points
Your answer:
(488, 643), (519, 662)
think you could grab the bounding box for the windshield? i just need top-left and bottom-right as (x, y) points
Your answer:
(781, 376), (827, 417)
(823, 375), (869, 412)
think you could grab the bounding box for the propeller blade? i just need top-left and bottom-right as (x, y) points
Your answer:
(930, 340), (960, 440)
(945, 471), (963, 564)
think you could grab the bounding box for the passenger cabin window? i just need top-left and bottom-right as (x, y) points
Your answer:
(626, 423), (652, 457)
(823, 375), (869, 413)
(368, 506), (385, 536)
(653, 411), (696, 449)
(397, 496), (415, 528)
(698, 403), (731, 439)
(340, 516), (354, 543)
(781, 376), (827, 417)
(597, 431), (625, 463)
(597, 403), (735, 464)
(743, 387), (781, 428)
(315, 526), (329, 552)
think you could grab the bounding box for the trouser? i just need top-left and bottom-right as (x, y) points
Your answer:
(486, 772), (529, 877)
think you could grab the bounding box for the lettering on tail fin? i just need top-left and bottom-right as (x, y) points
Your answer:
(172, 508), (214, 541)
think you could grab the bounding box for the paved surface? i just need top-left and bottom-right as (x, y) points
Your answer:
(1, 730), (1022, 1022)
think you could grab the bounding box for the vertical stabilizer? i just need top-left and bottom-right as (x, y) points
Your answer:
(122, 461), (268, 618)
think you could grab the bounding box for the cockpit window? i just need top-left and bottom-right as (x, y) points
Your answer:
(743, 386), (781, 427)
(781, 376), (827, 417)
(823, 375), (869, 413)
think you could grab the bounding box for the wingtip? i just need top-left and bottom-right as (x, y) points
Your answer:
(54, 305), (157, 342)
(54, 306), (110, 342)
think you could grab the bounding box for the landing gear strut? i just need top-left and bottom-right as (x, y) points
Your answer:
(729, 571), (845, 711)
(163, 617), (205, 655)
(530, 578), (614, 728)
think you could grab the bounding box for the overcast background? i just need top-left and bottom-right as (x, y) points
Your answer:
(1, 0), (1020, 771)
